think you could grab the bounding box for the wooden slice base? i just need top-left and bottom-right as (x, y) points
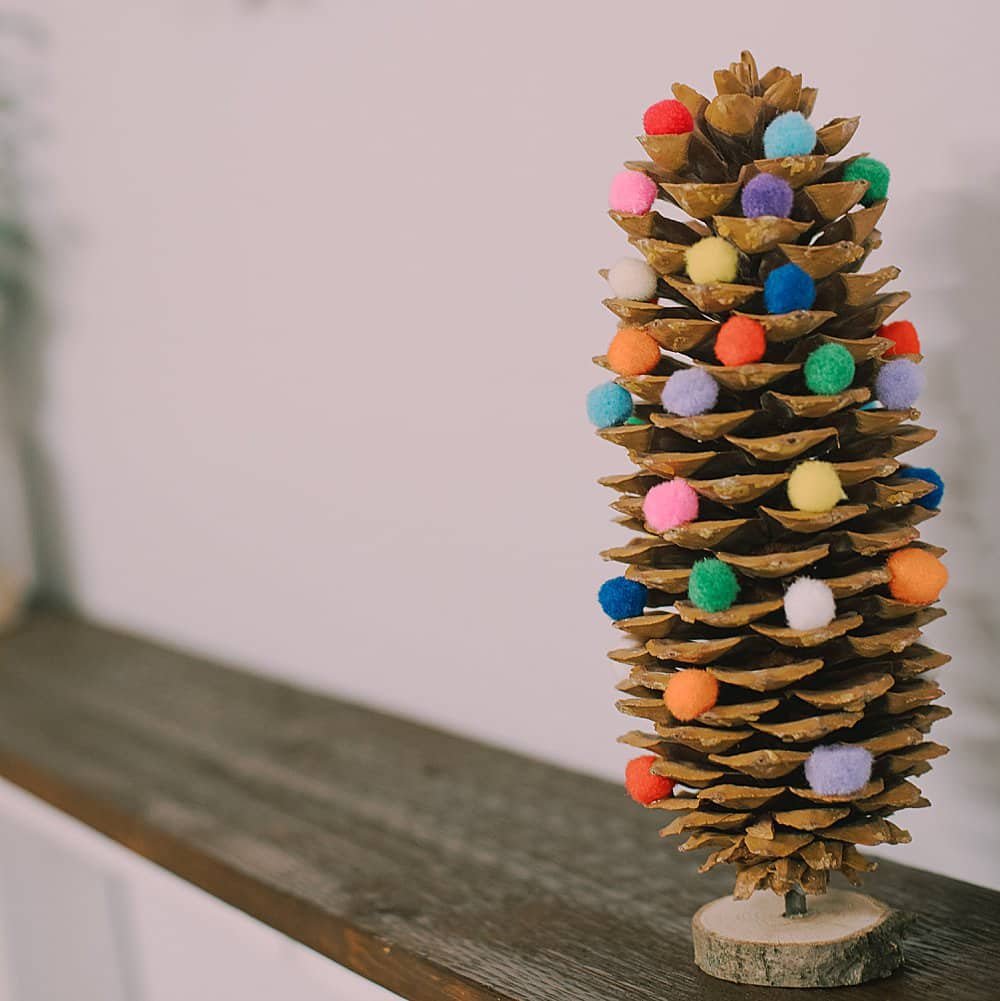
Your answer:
(692, 889), (908, 987)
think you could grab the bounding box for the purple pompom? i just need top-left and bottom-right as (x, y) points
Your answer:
(741, 173), (794, 219)
(875, 358), (925, 409)
(661, 367), (719, 417)
(805, 744), (874, 796)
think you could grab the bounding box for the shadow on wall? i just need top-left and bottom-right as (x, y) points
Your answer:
(905, 166), (1000, 875)
(0, 12), (75, 613)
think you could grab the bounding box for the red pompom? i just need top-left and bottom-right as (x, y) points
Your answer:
(643, 100), (694, 136)
(878, 320), (921, 357)
(715, 315), (766, 366)
(625, 755), (675, 805)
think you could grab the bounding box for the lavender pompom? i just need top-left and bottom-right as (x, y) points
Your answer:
(875, 358), (925, 409)
(741, 173), (794, 219)
(805, 744), (874, 796)
(661, 367), (719, 417)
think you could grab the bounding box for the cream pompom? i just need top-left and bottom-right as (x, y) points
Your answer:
(784, 577), (836, 631)
(685, 237), (738, 285)
(607, 257), (658, 301)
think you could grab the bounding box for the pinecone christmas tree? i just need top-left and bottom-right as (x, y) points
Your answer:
(591, 51), (950, 902)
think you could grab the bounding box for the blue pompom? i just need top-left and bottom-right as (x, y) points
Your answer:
(764, 263), (816, 313)
(587, 382), (633, 428)
(598, 577), (647, 620)
(763, 111), (817, 159)
(902, 465), (945, 509)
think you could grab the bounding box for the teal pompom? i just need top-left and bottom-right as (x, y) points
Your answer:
(763, 111), (816, 159)
(687, 558), (740, 613)
(843, 157), (890, 206)
(804, 343), (856, 395)
(587, 382), (633, 428)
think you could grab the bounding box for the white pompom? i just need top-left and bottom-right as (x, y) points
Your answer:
(607, 257), (658, 302)
(784, 577), (836, 631)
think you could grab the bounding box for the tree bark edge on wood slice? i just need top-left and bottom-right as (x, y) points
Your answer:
(691, 889), (911, 987)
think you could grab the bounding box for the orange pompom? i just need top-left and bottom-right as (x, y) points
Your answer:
(625, 755), (675, 805)
(887, 547), (948, 604)
(663, 669), (719, 721)
(715, 316), (766, 366)
(607, 327), (660, 376)
(878, 320), (921, 357)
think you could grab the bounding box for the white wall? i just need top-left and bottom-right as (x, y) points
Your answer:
(15, 0), (1000, 911)
(0, 779), (400, 1001)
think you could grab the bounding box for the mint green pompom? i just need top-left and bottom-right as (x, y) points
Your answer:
(688, 558), (740, 613)
(843, 157), (890, 206)
(804, 343), (856, 395)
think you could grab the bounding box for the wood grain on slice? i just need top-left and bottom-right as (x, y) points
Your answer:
(692, 890), (907, 987)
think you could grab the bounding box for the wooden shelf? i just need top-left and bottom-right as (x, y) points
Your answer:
(0, 609), (996, 1000)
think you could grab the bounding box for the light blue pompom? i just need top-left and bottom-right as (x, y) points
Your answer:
(763, 111), (817, 159)
(587, 382), (633, 428)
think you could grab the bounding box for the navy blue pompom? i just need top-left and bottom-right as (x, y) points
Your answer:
(598, 577), (647, 620)
(902, 465), (945, 509)
(764, 263), (816, 314)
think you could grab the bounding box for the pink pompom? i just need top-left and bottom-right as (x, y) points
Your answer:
(609, 170), (658, 215)
(643, 479), (699, 532)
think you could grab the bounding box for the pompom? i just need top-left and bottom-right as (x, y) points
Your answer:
(901, 465), (944, 509)
(687, 557), (740, 613)
(878, 320), (921, 357)
(607, 327), (660, 376)
(661, 367), (718, 417)
(764, 263), (816, 314)
(625, 755), (675, 805)
(643, 479), (699, 533)
(685, 237), (739, 285)
(805, 744), (874, 797)
(607, 257), (658, 302)
(663, 669), (719, 721)
(784, 577), (836, 631)
(587, 382), (633, 428)
(787, 460), (846, 513)
(763, 111), (816, 159)
(740, 173), (794, 219)
(843, 156), (890, 206)
(804, 342), (856, 395)
(598, 577), (647, 620)
(887, 548), (948, 605)
(643, 99), (693, 136)
(875, 358), (924, 409)
(609, 170), (658, 215)
(715, 316), (766, 366)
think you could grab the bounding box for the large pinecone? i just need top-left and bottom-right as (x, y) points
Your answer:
(596, 51), (949, 898)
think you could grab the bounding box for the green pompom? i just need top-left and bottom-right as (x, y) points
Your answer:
(688, 558), (740, 613)
(804, 342), (856, 395)
(843, 156), (890, 206)
(625, 415), (646, 425)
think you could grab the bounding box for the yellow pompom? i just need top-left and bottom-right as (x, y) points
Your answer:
(787, 461), (846, 513)
(685, 237), (739, 285)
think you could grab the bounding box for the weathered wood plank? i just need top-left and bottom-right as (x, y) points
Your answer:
(0, 610), (996, 1000)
